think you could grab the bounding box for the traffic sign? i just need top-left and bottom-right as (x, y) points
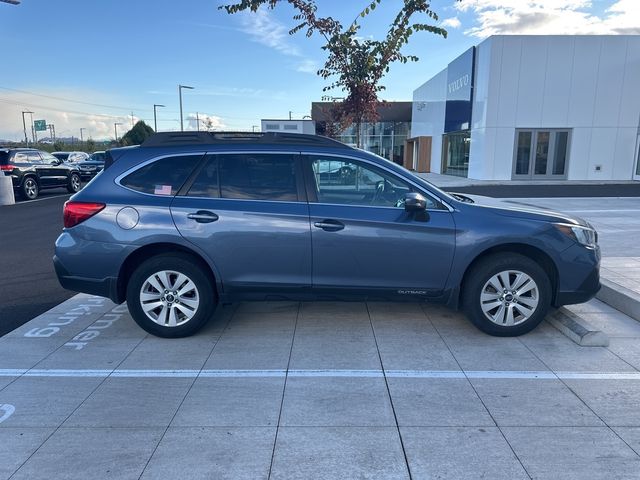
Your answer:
(34, 120), (47, 131)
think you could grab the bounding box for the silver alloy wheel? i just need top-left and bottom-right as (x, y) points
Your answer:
(480, 270), (539, 326)
(71, 174), (81, 191)
(24, 178), (37, 198)
(139, 270), (200, 327)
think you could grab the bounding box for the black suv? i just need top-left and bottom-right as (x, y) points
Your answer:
(0, 148), (82, 200)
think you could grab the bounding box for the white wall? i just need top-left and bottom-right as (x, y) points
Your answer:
(412, 35), (640, 181)
(411, 69), (447, 174)
(478, 35), (640, 181)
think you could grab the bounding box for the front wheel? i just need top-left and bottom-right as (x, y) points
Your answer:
(67, 173), (81, 193)
(463, 253), (551, 336)
(126, 254), (217, 338)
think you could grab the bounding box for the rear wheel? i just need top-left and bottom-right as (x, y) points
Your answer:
(463, 253), (551, 336)
(21, 177), (39, 200)
(67, 173), (81, 193)
(126, 254), (217, 338)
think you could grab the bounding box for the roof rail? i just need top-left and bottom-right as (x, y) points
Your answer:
(141, 131), (350, 149)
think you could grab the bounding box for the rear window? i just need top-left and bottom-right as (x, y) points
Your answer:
(0, 151), (8, 164)
(218, 153), (298, 201)
(120, 155), (202, 196)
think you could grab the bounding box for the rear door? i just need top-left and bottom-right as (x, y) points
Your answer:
(304, 154), (456, 296)
(171, 152), (312, 294)
(38, 151), (69, 186)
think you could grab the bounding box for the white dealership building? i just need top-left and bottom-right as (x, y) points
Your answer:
(409, 35), (640, 181)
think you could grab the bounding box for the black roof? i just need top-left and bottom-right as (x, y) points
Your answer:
(141, 131), (350, 149)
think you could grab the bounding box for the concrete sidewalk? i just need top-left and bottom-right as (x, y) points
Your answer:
(1, 295), (640, 479)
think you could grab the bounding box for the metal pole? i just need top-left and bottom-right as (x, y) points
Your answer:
(178, 85), (194, 132)
(153, 104), (165, 132)
(196, 112), (200, 132)
(21, 111), (32, 146)
(289, 111), (292, 120)
(114, 123), (122, 142)
(130, 112), (135, 128)
(80, 128), (85, 144)
(28, 112), (35, 144)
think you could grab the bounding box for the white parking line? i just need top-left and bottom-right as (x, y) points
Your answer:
(1, 369), (639, 380)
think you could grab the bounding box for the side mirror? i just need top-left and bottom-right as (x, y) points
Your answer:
(404, 192), (427, 212)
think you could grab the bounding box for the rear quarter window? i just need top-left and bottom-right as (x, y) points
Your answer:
(120, 155), (202, 196)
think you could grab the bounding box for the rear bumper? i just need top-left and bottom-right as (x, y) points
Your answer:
(53, 254), (119, 302)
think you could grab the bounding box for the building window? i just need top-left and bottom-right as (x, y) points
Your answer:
(513, 129), (571, 179)
(265, 124), (280, 130)
(283, 124), (298, 130)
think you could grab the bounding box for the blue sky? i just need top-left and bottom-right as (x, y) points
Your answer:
(0, 0), (637, 140)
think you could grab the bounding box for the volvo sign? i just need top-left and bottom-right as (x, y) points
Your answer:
(444, 47), (475, 133)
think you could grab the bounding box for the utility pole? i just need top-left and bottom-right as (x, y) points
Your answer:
(21, 111), (33, 146)
(130, 112), (135, 128)
(289, 111), (292, 120)
(80, 128), (85, 145)
(47, 124), (54, 142)
(28, 112), (35, 143)
(196, 112), (200, 132)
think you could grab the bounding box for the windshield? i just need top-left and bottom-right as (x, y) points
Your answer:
(52, 152), (69, 161)
(89, 152), (106, 162)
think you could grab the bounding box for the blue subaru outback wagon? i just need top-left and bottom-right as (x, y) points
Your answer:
(54, 132), (600, 338)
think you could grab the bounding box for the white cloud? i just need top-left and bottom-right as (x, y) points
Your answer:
(239, 7), (318, 74)
(0, 89), (137, 141)
(455, 0), (640, 37)
(186, 113), (226, 131)
(441, 17), (462, 29)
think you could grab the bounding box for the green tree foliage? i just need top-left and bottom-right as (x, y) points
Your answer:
(221, 0), (450, 146)
(121, 121), (155, 146)
(85, 138), (96, 153)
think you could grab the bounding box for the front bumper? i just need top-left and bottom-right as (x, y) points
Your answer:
(554, 244), (601, 306)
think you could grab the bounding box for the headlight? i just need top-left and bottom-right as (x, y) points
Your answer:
(554, 223), (598, 248)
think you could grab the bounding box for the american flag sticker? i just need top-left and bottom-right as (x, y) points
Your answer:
(154, 185), (172, 195)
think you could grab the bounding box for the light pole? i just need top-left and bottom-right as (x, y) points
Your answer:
(80, 128), (85, 145)
(114, 122), (122, 143)
(153, 104), (165, 132)
(21, 111), (33, 146)
(178, 85), (194, 131)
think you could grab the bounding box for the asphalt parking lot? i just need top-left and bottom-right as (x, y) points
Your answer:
(1, 294), (640, 479)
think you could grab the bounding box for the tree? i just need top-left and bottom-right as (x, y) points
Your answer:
(121, 121), (155, 146)
(221, 0), (449, 146)
(86, 138), (96, 153)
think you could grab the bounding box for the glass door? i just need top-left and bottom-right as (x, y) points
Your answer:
(513, 130), (570, 179)
(442, 131), (470, 177)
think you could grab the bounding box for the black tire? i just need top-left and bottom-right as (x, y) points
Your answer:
(126, 253), (217, 338)
(21, 176), (39, 200)
(67, 172), (81, 193)
(462, 253), (551, 336)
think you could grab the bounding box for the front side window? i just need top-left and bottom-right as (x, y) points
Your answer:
(310, 157), (427, 208)
(28, 152), (44, 164)
(40, 151), (59, 164)
(218, 153), (298, 202)
(120, 155), (202, 195)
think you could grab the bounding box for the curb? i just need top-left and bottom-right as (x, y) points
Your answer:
(546, 308), (609, 347)
(596, 278), (640, 323)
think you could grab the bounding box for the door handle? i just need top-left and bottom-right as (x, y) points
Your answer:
(187, 210), (219, 223)
(314, 219), (344, 232)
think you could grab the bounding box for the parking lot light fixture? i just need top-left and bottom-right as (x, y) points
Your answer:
(178, 85), (194, 132)
(153, 104), (165, 132)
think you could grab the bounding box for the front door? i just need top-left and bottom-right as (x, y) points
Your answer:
(304, 155), (456, 297)
(513, 130), (570, 180)
(38, 151), (68, 187)
(171, 152), (312, 294)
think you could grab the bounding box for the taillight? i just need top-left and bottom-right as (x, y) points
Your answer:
(0, 164), (13, 171)
(63, 201), (105, 228)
